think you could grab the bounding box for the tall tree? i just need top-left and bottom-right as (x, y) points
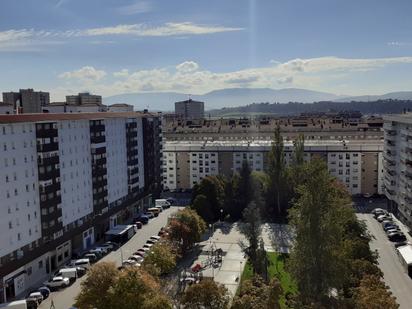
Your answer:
(239, 202), (263, 276)
(292, 134), (305, 166)
(192, 176), (225, 222)
(142, 242), (177, 275)
(354, 275), (399, 309)
(168, 208), (206, 253)
(181, 279), (230, 309)
(267, 125), (287, 218)
(288, 159), (347, 305)
(234, 160), (254, 219)
(74, 262), (119, 309)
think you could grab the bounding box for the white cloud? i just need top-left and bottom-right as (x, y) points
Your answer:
(55, 56), (412, 98)
(113, 69), (129, 78)
(0, 22), (243, 51)
(79, 22), (243, 37)
(59, 66), (107, 81)
(116, 1), (152, 15)
(176, 61), (199, 73)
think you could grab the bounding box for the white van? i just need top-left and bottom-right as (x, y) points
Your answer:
(155, 199), (171, 209)
(0, 300), (27, 309)
(73, 258), (91, 270)
(56, 267), (78, 283)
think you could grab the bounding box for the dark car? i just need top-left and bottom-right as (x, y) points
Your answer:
(394, 241), (408, 248)
(383, 224), (398, 231)
(166, 197), (175, 205)
(388, 232), (407, 242)
(134, 221), (143, 229)
(135, 215), (149, 224)
(144, 212), (155, 219)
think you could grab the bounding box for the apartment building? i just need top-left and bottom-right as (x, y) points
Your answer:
(163, 139), (384, 196)
(0, 112), (162, 303)
(383, 114), (412, 229)
(2, 89), (50, 113)
(163, 114), (384, 142)
(174, 99), (205, 120)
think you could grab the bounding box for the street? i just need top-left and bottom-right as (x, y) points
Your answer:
(39, 206), (183, 309)
(358, 213), (412, 309)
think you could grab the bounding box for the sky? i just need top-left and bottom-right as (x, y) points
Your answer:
(1, 0), (412, 101)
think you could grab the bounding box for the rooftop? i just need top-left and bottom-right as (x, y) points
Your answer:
(0, 111), (157, 124)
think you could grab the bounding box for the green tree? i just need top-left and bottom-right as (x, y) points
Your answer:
(232, 276), (282, 309)
(192, 194), (215, 223)
(169, 208), (206, 253)
(239, 202), (263, 276)
(354, 275), (399, 309)
(292, 134), (305, 166)
(288, 159), (347, 305)
(111, 268), (172, 309)
(74, 262), (119, 309)
(181, 279), (230, 309)
(267, 125), (288, 218)
(142, 242), (177, 275)
(234, 160), (254, 219)
(192, 176), (225, 222)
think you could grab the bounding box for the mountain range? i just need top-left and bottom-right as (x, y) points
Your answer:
(103, 88), (412, 111)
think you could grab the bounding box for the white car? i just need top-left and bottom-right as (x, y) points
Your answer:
(143, 243), (154, 249)
(26, 291), (44, 304)
(150, 235), (161, 242)
(44, 276), (70, 289)
(129, 255), (144, 263)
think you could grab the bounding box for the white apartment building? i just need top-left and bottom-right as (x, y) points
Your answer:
(0, 112), (162, 303)
(163, 140), (383, 196)
(383, 114), (412, 229)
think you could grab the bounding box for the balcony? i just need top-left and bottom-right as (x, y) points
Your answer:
(39, 182), (61, 194)
(90, 124), (105, 132)
(36, 128), (58, 138)
(128, 176), (139, 184)
(93, 190), (108, 200)
(38, 168), (60, 181)
(40, 195), (62, 207)
(38, 156), (59, 166)
(127, 149), (138, 157)
(37, 143), (59, 153)
(128, 167), (139, 175)
(91, 135), (106, 144)
(128, 158), (138, 166)
(91, 147), (106, 155)
(95, 157), (107, 166)
(92, 167), (107, 178)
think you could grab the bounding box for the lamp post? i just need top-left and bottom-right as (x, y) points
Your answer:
(220, 209), (223, 222)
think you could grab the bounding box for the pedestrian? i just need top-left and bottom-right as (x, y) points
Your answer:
(50, 298), (56, 309)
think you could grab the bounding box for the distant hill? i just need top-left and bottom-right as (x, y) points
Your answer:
(209, 99), (412, 117)
(103, 87), (342, 111)
(335, 91), (412, 102)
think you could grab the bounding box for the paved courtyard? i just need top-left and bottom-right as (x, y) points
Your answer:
(191, 222), (293, 297)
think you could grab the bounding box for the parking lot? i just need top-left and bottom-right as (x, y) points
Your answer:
(38, 206), (183, 309)
(358, 212), (412, 309)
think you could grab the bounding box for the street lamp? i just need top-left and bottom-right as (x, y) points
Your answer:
(220, 209), (223, 222)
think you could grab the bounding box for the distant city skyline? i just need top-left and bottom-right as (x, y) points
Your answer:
(1, 0), (412, 101)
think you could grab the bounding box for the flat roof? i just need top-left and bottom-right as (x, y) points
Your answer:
(398, 245), (412, 264)
(0, 111), (157, 124)
(384, 113), (412, 124)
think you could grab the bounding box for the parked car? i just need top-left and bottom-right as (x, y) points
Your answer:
(144, 212), (155, 219)
(143, 243), (153, 249)
(88, 248), (104, 258)
(388, 232), (407, 242)
(95, 246), (110, 254)
(129, 255), (144, 263)
(83, 253), (98, 263)
(44, 276), (70, 290)
(37, 286), (51, 299)
(377, 215), (392, 222)
(133, 251), (147, 258)
(135, 215), (149, 224)
(386, 228), (401, 235)
(101, 241), (119, 251)
(374, 210), (388, 219)
(26, 292), (43, 305)
(166, 197), (175, 205)
(150, 235), (161, 242)
(72, 258), (91, 270)
(122, 260), (139, 267)
(55, 267), (78, 283)
(372, 208), (385, 215)
(383, 224), (398, 231)
(146, 239), (156, 245)
(135, 221), (143, 229)
(394, 241), (408, 248)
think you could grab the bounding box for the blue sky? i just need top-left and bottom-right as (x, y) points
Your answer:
(1, 0), (412, 101)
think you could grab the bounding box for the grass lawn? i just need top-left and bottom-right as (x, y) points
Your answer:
(240, 252), (297, 308)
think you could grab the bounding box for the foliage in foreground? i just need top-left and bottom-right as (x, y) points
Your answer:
(168, 208), (206, 253)
(232, 275), (282, 309)
(181, 279), (230, 309)
(74, 262), (172, 309)
(142, 241), (177, 275)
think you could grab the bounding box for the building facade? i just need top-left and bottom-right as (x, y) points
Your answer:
(383, 114), (412, 229)
(2, 89), (50, 114)
(174, 99), (204, 120)
(163, 140), (384, 196)
(0, 112), (162, 303)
